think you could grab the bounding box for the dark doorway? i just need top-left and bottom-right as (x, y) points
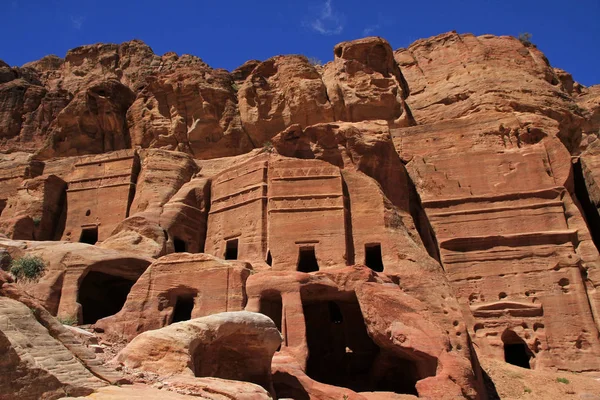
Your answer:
(303, 297), (426, 394)
(79, 227), (98, 245)
(364, 244), (384, 272)
(266, 251), (272, 266)
(78, 271), (135, 324)
(259, 292), (282, 332)
(504, 343), (531, 369)
(225, 239), (238, 260)
(502, 330), (532, 369)
(297, 246), (319, 272)
(174, 237), (187, 253)
(172, 295), (195, 323)
(573, 159), (600, 249)
(328, 301), (343, 324)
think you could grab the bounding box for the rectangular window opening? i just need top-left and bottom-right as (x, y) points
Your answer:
(225, 239), (239, 260)
(297, 246), (319, 273)
(79, 227), (98, 245)
(174, 237), (187, 253)
(365, 243), (384, 272)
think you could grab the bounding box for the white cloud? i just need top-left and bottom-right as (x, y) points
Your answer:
(71, 16), (85, 30)
(308, 0), (344, 35)
(362, 24), (380, 36)
(362, 13), (394, 37)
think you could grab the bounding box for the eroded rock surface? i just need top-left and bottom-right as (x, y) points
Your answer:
(128, 66), (252, 158)
(1, 32), (600, 400)
(238, 55), (334, 145)
(0, 296), (107, 399)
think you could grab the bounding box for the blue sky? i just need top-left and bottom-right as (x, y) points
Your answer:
(2, 0), (599, 86)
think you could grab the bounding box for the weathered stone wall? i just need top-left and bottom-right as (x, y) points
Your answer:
(268, 158), (348, 270)
(61, 150), (139, 243)
(205, 157), (269, 265)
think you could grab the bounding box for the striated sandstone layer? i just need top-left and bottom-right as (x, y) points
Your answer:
(1, 32), (600, 399)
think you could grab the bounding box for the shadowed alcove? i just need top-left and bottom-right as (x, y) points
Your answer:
(259, 291), (283, 332)
(225, 239), (239, 260)
(364, 243), (384, 272)
(297, 246), (319, 272)
(171, 295), (195, 323)
(174, 237), (187, 253)
(502, 330), (532, 369)
(78, 271), (135, 324)
(79, 226), (98, 245)
(302, 294), (427, 395)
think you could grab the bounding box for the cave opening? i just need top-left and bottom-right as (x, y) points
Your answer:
(259, 292), (282, 332)
(303, 297), (423, 394)
(297, 246), (319, 273)
(502, 330), (532, 369)
(78, 271), (134, 324)
(328, 301), (343, 323)
(225, 239), (238, 260)
(174, 237), (187, 253)
(79, 227), (98, 245)
(573, 159), (600, 249)
(266, 250), (272, 266)
(364, 244), (384, 272)
(171, 295), (195, 323)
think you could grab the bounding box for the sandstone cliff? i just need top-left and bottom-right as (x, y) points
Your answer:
(1, 32), (600, 399)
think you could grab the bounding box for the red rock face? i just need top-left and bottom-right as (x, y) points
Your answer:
(0, 62), (71, 153)
(1, 33), (600, 399)
(97, 253), (251, 340)
(392, 32), (600, 375)
(323, 37), (413, 126)
(128, 67), (252, 158)
(238, 55), (334, 145)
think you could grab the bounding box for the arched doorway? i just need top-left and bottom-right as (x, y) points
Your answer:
(502, 330), (532, 369)
(78, 271), (135, 324)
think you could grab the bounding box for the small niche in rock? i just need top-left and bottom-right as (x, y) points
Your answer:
(259, 292), (283, 332)
(297, 246), (319, 273)
(174, 237), (187, 253)
(79, 227), (98, 245)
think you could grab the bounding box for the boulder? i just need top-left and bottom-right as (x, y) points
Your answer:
(116, 311), (281, 394)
